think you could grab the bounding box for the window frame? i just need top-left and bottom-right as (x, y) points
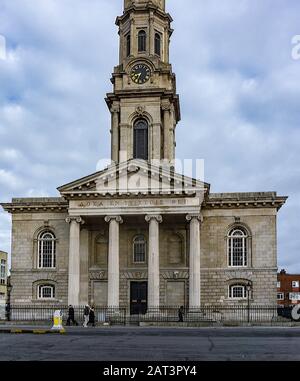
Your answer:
(126, 33), (131, 57)
(133, 118), (149, 160)
(292, 281), (299, 288)
(154, 32), (161, 56)
(227, 227), (248, 268)
(277, 292), (284, 300)
(138, 30), (147, 52)
(0, 259), (6, 285)
(228, 284), (247, 300)
(133, 235), (147, 264)
(38, 231), (56, 269)
(38, 284), (55, 300)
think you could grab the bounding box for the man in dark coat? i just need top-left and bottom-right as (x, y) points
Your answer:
(88, 305), (96, 327)
(66, 305), (78, 326)
(178, 306), (184, 322)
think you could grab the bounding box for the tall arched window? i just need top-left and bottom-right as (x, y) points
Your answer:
(227, 227), (248, 267)
(38, 231), (56, 269)
(126, 34), (131, 57)
(138, 30), (147, 52)
(133, 119), (148, 160)
(133, 235), (146, 263)
(155, 33), (161, 56)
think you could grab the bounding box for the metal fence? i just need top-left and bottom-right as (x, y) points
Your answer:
(5, 305), (127, 325)
(128, 305), (291, 324)
(0, 304), (296, 325)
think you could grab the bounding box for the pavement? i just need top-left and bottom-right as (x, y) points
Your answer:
(1, 326), (300, 361)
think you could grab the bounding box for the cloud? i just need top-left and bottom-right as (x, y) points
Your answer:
(0, 0), (299, 272)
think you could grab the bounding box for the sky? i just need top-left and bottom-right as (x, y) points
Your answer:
(0, 0), (299, 271)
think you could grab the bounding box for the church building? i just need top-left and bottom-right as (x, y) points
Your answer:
(1, 0), (287, 312)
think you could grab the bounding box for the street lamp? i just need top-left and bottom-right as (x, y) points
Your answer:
(6, 277), (12, 321)
(246, 282), (252, 324)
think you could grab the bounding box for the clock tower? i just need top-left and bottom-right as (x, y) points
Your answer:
(106, 0), (180, 165)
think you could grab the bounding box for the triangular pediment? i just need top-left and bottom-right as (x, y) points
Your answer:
(58, 159), (210, 198)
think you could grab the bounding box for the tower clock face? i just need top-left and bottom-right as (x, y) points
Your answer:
(130, 64), (151, 84)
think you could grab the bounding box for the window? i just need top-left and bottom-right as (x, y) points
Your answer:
(0, 259), (6, 284)
(38, 284), (55, 299)
(126, 34), (131, 57)
(228, 228), (248, 267)
(0, 259), (6, 285)
(229, 284), (247, 299)
(38, 231), (56, 269)
(133, 235), (146, 263)
(292, 281), (299, 288)
(277, 293), (284, 300)
(289, 292), (300, 301)
(154, 33), (161, 56)
(138, 30), (146, 52)
(133, 119), (148, 160)
(277, 281), (281, 288)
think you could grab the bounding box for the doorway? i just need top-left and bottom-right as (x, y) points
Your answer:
(130, 282), (148, 315)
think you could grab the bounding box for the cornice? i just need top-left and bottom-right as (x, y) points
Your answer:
(203, 193), (288, 211)
(1, 198), (69, 214)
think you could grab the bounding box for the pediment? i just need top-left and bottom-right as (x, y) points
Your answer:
(58, 159), (209, 198)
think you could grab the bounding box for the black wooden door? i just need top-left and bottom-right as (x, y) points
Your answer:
(130, 282), (148, 315)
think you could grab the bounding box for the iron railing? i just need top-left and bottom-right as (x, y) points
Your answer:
(0, 304), (297, 325)
(4, 305), (127, 325)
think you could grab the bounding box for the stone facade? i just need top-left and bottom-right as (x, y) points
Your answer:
(1, 0), (287, 310)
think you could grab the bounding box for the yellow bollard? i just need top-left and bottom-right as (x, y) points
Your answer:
(51, 310), (65, 333)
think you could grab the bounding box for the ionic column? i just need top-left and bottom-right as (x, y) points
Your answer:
(186, 214), (202, 308)
(66, 216), (85, 306)
(145, 214), (162, 309)
(111, 103), (120, 163)
(105, 216), (123, 307)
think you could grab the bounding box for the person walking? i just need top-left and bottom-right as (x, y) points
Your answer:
(66, 305), (78, 326)
(83, 304), (90, 328)
(178, 306), (184, 322)
(88, 305), (96, 327)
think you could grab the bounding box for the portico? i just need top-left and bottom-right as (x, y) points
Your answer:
(66, 196), (203, 310)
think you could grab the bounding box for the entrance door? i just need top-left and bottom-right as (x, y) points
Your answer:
(130, 282), (148, 315)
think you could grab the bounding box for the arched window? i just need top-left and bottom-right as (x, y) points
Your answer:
(138, 30), (147, 52)
(126, 34), (131, 57)
(38, 284), (55, 299)
(133, 235), (146, 263)
(227, 227), (248, 267)
(38, 231), (56, 269)
(154, 33), (161, 56)
(133, 119), (148, 160)
(228, 284), (247, 299)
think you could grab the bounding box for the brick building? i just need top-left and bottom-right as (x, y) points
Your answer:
(277, 269), (300, 306)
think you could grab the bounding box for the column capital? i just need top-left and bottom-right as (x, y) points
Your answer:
(161, 101), (171, 111)
(66, 216), (85, 225)
(145, 214), (163, 223)
(186, 213), (203, 223)
(110, 103), (120, 114)
(105, 215), (123, 224)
